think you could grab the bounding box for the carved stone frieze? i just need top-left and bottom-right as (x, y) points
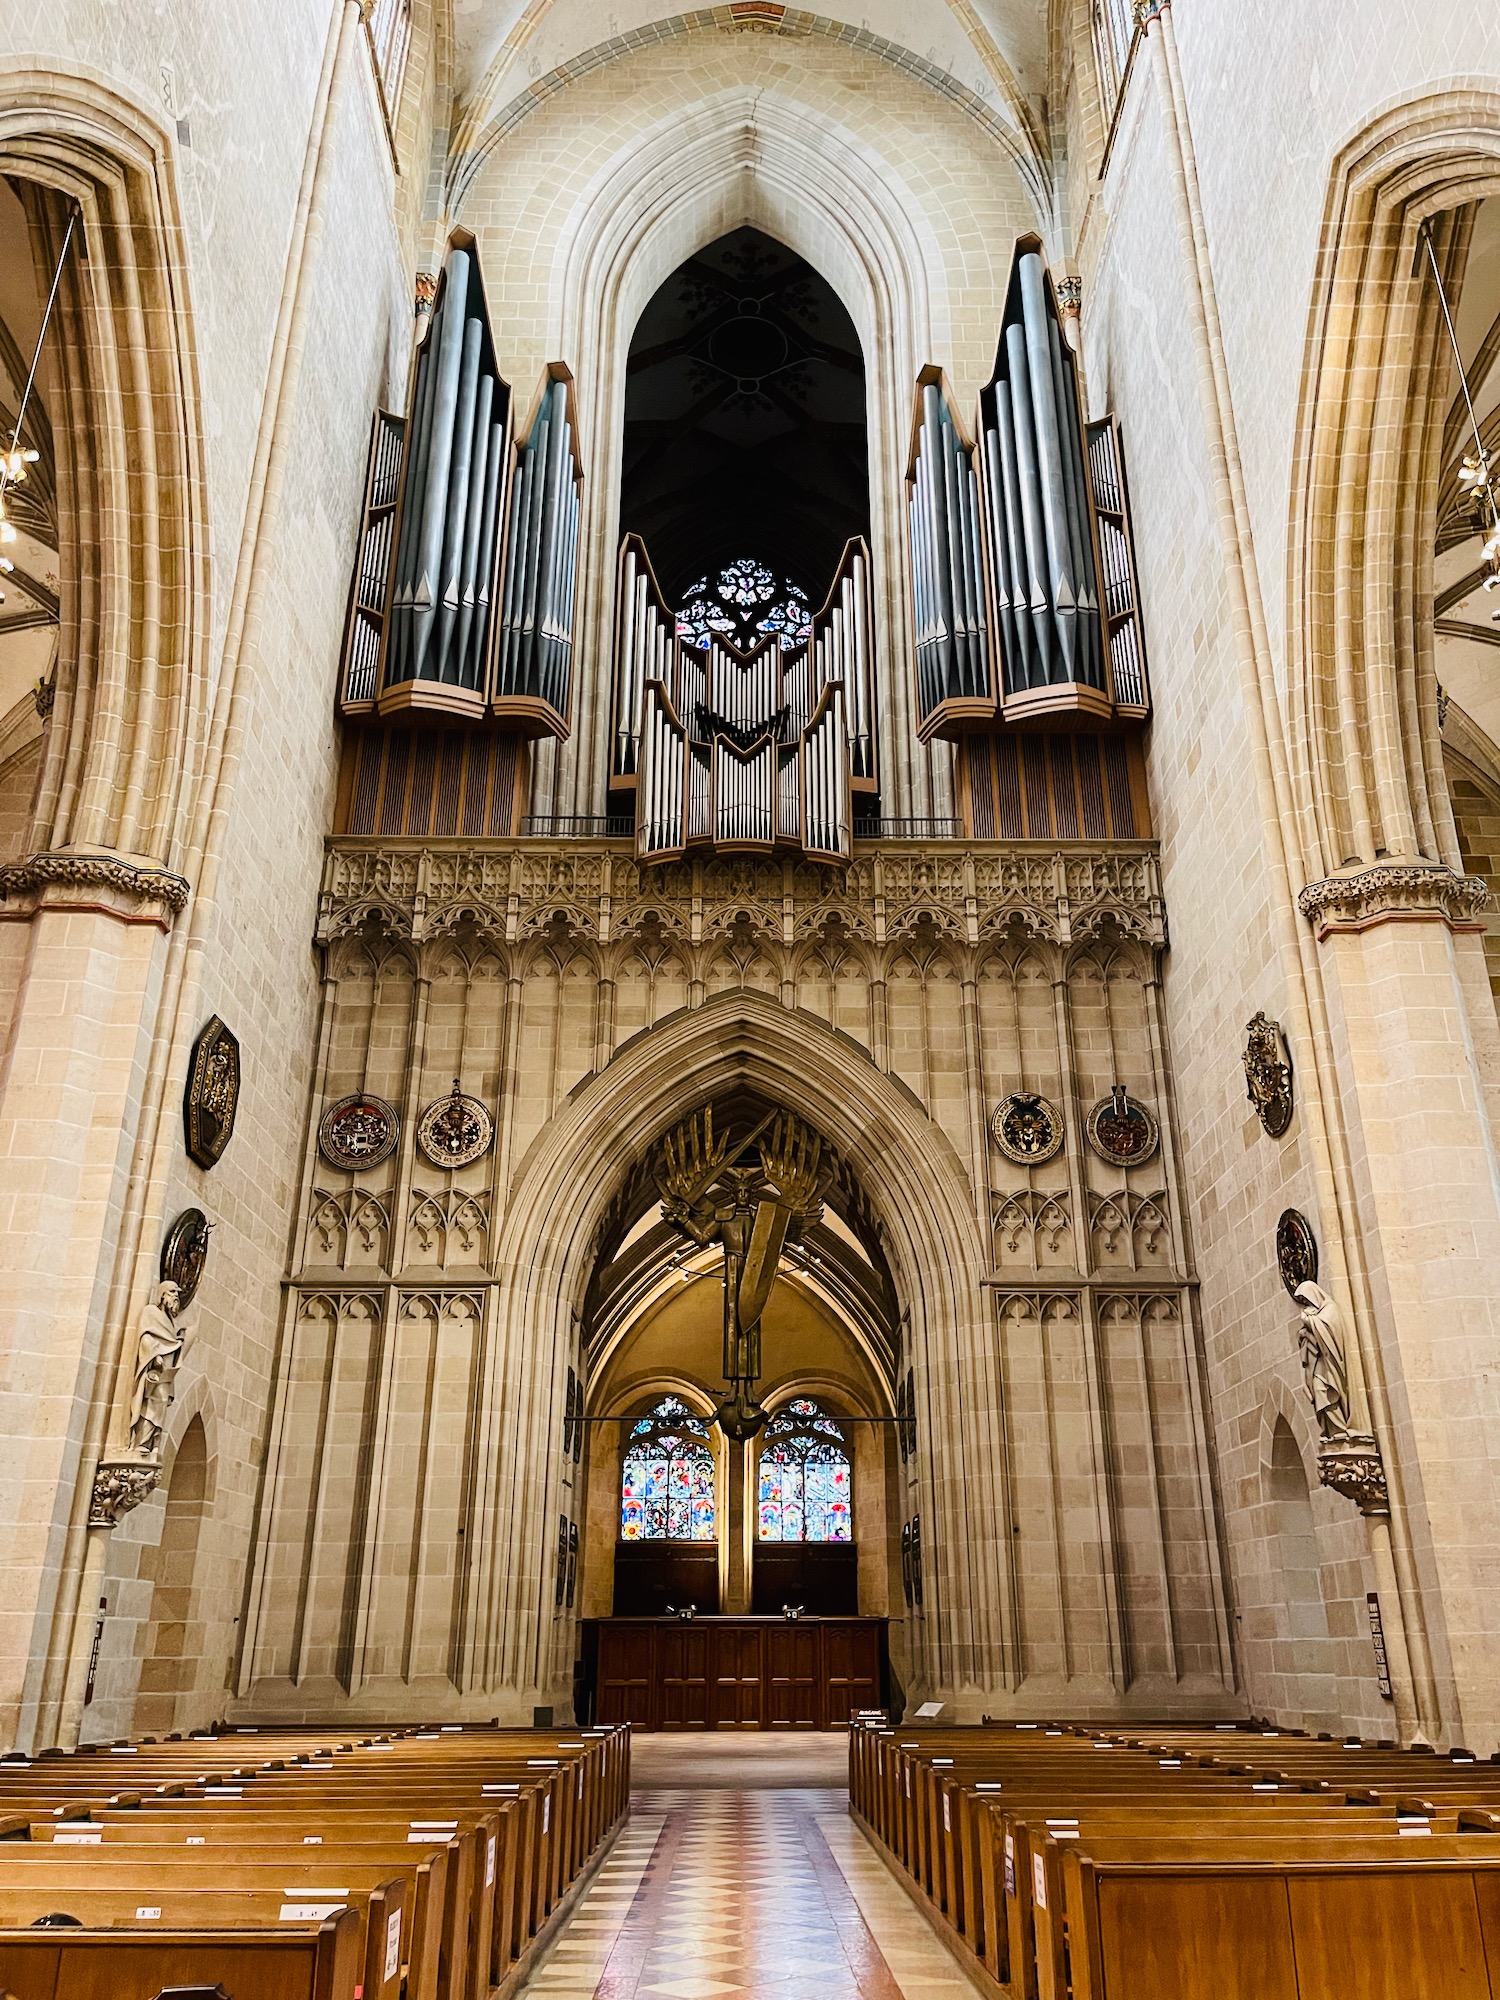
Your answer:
(1316, 1434), (1390, 1518)
(318, 839), (1166, 961)
(88, 1456), (161, 1528)
(1297, 864), (1489, 939)
(0, 850), (191, 927)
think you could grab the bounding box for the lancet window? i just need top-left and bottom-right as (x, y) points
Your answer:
(620, 1396), (716, 1541)
(757, 1398), (852, 1543)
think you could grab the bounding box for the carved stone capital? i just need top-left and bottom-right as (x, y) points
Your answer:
(1316, 1433), (1389, 1518)
(1133, 0), (1170, 24)
(88, 1455), (161, 1528)
(0, 850), (191, 931)
(1297, 864), (1489, 940)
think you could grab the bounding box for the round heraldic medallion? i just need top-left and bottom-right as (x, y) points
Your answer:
(990, 1091), (1064, 1166)
(318, 1092), (400, 1172)
(1276, 1207), (1319, 1299)
(160, 1206), (214, 1308)
(1085, 1087), (1160, 1168)
(416, 1080), (494, 1170)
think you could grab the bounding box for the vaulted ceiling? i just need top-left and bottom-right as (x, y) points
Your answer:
(448, 0), (1051, 182)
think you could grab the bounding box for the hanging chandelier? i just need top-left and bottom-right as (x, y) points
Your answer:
(0, 203), (77, 602)
(1423, 222), (1500, 622)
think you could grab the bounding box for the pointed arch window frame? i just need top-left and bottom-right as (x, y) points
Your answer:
(756, 1396), (853, 1543)
(619, 1394), (717, 1542)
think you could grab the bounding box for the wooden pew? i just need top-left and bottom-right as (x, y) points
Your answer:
(0, 1905), (361, 2000)
(0, 1722), (631, 2000)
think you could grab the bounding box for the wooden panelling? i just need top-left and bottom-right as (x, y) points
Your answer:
(589, 1618), (886, 1730)
(611, 1542), (721, 1617)
(751, 1542), (859, 1616)
(956, 729), (1150, 841)
(334, 726), (527, 837)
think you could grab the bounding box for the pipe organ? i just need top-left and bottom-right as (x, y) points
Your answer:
(907, 238), (1148, 736)
(338, 243), (582, 739)
(613, 537), (875, 864)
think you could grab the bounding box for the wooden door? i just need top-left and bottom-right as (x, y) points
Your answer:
(594, 1622), (654, 1727)
(658, 1623), (710, 1728)
(820, 1619), (881, 1726)
(708, 1624), (763, 1726)
(763, 1623), (819, 1727)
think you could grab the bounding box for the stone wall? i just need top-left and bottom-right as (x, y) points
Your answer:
(235, 838), (1233, 1721)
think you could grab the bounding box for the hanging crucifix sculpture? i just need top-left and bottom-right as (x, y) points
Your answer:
(656, 1105), (825, 1440)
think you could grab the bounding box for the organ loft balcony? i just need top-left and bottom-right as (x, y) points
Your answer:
(334, 228), (1151, 867)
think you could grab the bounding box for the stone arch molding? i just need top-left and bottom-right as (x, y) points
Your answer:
(471, 987), (1009, 1705)
(0, 66), (208, 902)
(459, 77), (1035, 823)
(1288, 86), (1500, 917)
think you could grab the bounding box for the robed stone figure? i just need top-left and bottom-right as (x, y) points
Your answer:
(127, 1281), (191, 1459)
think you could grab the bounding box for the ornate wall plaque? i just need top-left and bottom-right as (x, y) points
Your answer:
(183, 1014), (240, 1168)
(1243, 1011), (1293, 1137)
(160, 1207), (213, 1307)
(1276, 1207), (1318, 1296)
(319, 1092), (400, 1172)
(1085, 1086), (1159, 1167)
(416, 1079), (494, 1169)
(990, 1092), (1064, 1165)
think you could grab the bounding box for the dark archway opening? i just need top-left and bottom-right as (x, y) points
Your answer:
(619, 227), (870, 610)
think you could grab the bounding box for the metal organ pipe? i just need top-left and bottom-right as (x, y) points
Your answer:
(378, 245), (515, 700)
(975, 244), (1109, 702)
(494, 373), (581, 724)
(611, 531), (872, 865)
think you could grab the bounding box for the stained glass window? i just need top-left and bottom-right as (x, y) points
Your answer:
(677, 558), (812, 651)
(757, 1397), (852, 1542)
(620, 1395), (716, 1541)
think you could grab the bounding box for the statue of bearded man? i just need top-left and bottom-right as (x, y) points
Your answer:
(127, 1282), (191, 1460)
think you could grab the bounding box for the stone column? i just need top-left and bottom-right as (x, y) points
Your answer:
(0, 859), (186, 1750)
(723, 1436), (753, 1614)
(1299, 871), (1500, 1747)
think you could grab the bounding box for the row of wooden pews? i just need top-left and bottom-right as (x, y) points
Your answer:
(0, 1719), (629, 2000)
(850, 1717), (1500, 1998)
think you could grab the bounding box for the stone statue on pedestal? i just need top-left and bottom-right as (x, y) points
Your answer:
(1294, 1280), (1352, 1441)
(126, 1281), (191, 1460)
(1292, 1279), (1389, 1517)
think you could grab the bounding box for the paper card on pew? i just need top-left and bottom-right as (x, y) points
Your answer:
(1031, 1854), (1048, 1909)
(134, 1907), (161, 1919)
(484, 1784), (520, 1793)
(55, 1829), (102, 1843)
(486, 1835), (497, 1887)
(913, 1703), (944, 1720)
(408, 1822), (459, 1842)
(281, 1902), (348, 1922)
(385, 1909), (402, 1979)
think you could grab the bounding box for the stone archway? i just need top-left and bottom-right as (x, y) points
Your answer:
(462, 987), (1004, 1716)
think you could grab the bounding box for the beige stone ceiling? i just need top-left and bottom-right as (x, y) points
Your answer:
(450, 0), (1049, 165)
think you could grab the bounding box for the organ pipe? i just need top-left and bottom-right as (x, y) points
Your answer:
(492, 365), (583, 735)
(976, 240), (1109, 721)
(906, 237), (1150, 735)
(614, 533), (875, 864)
(379, 245), (513, 716)
(907, 371), (992, 738)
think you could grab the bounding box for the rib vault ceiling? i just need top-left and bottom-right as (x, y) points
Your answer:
(448, 0), (1051, 185)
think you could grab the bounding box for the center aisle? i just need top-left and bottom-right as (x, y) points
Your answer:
(517, 1734), (986, 2000)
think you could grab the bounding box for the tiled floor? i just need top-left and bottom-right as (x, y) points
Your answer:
(518, 1734), (985, 2000)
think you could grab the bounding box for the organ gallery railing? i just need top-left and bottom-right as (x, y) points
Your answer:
(907, 237), (1149, 736)
(612, 536), (876, 865)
